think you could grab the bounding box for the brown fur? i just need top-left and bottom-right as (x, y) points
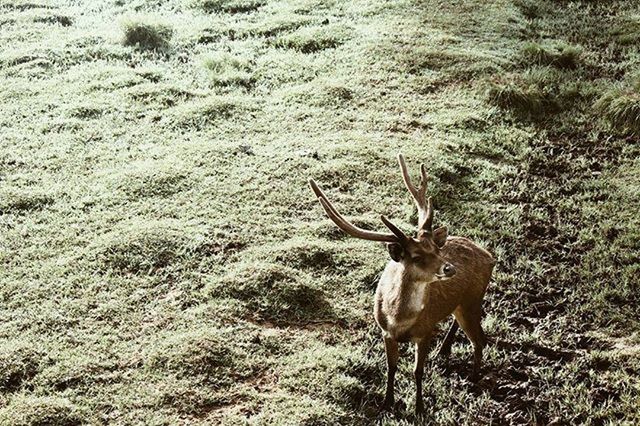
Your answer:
(375, 236), (495, 414)
(375, 236), (494, 343)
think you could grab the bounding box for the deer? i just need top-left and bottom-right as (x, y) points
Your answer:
(309, 154), (495, 415)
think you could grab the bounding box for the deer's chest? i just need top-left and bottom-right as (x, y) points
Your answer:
(378, 283), (428, 342)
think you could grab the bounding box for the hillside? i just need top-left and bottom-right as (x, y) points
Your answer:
(1, 0), (639, 424)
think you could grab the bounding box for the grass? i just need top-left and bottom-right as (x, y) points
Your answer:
(190, 0), (267, 14)
(1, 0), (640, 424)
(121, 17), (173, 50)
(519, 41), (581, 69)
(274, 24), (350, 53)
(202, 52), (254, 87)
(486, 67), (590, 117)
(0, 395), (85, 426)
(595, 76), (640, 134)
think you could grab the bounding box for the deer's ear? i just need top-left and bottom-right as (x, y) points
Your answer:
(432, 226), (448, 248)
(387, 243), (405, 262)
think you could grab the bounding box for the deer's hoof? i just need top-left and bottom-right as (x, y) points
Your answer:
(436, 345), (451, 359)
(381, 398), (394, 412)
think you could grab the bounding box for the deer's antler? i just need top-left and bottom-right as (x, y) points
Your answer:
(309, 179), (406, 243)
(397, 154), (433, 232)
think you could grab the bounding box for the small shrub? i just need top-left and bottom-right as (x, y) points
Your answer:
(121, 17), (173, 50)
(595, 79), (640, 134)
(520, 42), (581, 69)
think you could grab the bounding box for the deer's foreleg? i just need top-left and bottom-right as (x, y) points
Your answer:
(414, 332), (433, 415)
(382, 336), (399, 410)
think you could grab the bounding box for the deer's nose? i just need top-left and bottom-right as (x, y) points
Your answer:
(442, 263), (456, 277)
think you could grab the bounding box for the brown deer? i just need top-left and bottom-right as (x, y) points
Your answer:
(309, 154), (495, 415)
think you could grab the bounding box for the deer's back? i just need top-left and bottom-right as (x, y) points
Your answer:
(424, 236), (495, 318)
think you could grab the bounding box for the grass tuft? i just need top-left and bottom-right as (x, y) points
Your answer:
(121, 17), (173, 50)
(595, 78), (640, 134)
(168, 95), (249, 128)
(146, 328), (259, 386)
(610, 15), (640, 45)
(67, 104), (105, 119)
(284, 80), (355, 108)
(0, 189), (54, 213)
(33, 14), (73, 27)
(275, 25), (349, 53)
(126, 83), (195, 107)
(202, 52), (253, 87)
(274, 239), (338, 271)
(190, 0), (266, 14)
(279, 341), (378, 409)
(487, 67), (593, 117)
(514, 0), (544, 19)
(104, 160), (190, 199)
(487, 78), (546, 115)
(520, 42), (581, 69)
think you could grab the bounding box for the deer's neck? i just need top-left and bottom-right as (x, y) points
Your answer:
(380, 264), (429, 331)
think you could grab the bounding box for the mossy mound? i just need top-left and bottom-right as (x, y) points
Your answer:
(0, 396), (85, 426)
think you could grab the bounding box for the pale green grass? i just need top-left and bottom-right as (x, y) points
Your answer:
(1, 0), (639, 424)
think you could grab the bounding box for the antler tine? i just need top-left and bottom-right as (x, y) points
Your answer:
(309, 179), (399, 243)
(397, 154), (433, 232)
(380, 215), (408, 242)
(424, 196), (434, 231)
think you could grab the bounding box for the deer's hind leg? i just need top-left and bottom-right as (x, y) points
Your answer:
(436, 317), (459, 359)
(453, 303), (486, 380)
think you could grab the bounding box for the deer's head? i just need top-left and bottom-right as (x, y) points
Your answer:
(310, 154), (456, 283)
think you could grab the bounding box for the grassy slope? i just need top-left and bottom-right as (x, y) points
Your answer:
(1, 0), (639, 424)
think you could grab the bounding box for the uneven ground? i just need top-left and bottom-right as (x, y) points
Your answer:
(1, 0), (639, 424)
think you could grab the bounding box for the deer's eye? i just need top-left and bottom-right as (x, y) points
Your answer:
(411, 256), (423, 263)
